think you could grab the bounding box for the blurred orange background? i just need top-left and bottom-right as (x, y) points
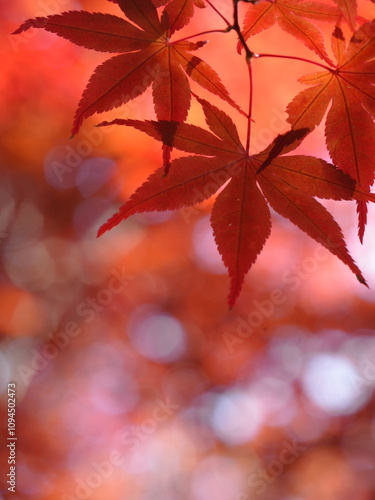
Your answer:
(1, 1), (375, 499)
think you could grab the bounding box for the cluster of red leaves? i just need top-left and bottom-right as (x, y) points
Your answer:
(13, 0), (375, 306)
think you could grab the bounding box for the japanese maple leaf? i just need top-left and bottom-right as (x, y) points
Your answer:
(111, 0), (205, 33)
(286, 20), (375, 241)
(332, 0), (357, 30)
(239, 0), (340, 64)
(154, 0), (205, 33)
(96, 98), (373, 307)
(13, 0), (238, 139)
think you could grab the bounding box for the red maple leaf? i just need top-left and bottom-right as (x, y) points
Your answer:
(239, 0), (341, 64)
(332, 0), (357, 30)
(13, 0), (239, 141)
(97, 98), (374, 307)
(286, 20), (375, 241)
(111, 0), (206, 33)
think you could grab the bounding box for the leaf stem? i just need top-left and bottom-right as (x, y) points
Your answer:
(246, 59), (253, 153)
(230, 0), (255, 147)
(231, 0), (254, 60)
(172, 29), (230, 44)
(204, 0), (231, 26)
(256, 53), (334, 71)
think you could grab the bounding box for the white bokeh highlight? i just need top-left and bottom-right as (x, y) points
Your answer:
(302, 353), (369, 415)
